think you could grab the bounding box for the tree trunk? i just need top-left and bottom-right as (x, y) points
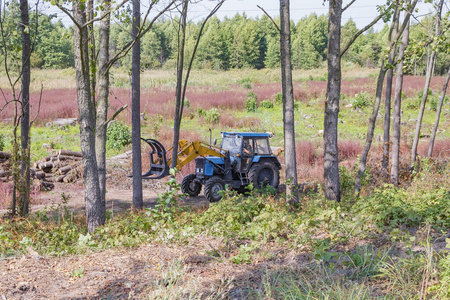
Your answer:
(95, 0), (111, 213)
(131, 0), (143, 210)
(428, 67), (450, 157)
(324, 0), (342, 202)
(382, 8), (400, 170)
(355, 1), (416, 195)
(87, 0), (95, 100)
(355, 65), (387, 193)
(171, 0), (188, 170)
(391, 22), (410, 186)
(410, 51), (436, 166)
(411, 0), (443, 167)
(74, 2), (103, 233)
(280, 0), (298, 203)
(19, 0), (30, 217)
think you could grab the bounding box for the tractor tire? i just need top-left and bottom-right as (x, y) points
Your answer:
(181, 174), (202, 197)
(204, 177), (225, 202)
(248, 161), (280, 190)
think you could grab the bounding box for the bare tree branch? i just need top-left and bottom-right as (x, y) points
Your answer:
(30, 84), (43, 126)
(342, 0), (357, 12)
(105, 0), (178, 73)
(341, 2), (395, 57)
(179, 0), (225, 121)
(257, 5), (280, 33)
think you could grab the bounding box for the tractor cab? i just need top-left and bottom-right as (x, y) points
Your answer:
(220, 132), (276, 173)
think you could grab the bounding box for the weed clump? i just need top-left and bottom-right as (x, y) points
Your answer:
(260, 100), (274, 109)
(246, 92), (258, 112)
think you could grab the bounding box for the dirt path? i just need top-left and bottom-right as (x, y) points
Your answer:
(1, 180), (211, 217)
(0, 239), (254, 299)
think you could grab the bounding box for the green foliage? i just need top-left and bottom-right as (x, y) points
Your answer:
(106, 121), (132, 150)
(195, 190), (292, 241)
(246, 92), (258, 112)
(274, 92), (283, 104)
(353, 186), (450, 229)
(204, 108), (220, 124)
(0, 134), (4, 151)
(238, 77), (252, 89)
(259, 100), (274, 109)
(351, 92), (371, 109)
(435, 244), (450, 298)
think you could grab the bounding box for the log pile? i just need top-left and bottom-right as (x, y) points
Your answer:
(33, 150), (83, 186)
(0, 150), (84, 190)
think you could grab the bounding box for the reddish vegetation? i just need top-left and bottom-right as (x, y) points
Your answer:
(417, 139), (450, 158)
(0, 75), (446, 124)
(0, 181), (43, 209)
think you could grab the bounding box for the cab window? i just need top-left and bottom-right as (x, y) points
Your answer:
(255, 138), (270, 154)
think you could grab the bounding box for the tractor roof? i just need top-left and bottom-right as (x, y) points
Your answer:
(221, 132), (271, 138)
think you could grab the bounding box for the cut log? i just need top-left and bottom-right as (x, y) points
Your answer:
(55, 175), (66, 182)
(0, 152), (11, 159)
(57, 155), (82, 161)
(63, 165), (83, 183)
(38, 162), (54, 172)
(45, 118), (77, 128)
(58, 150), (82, 157)
(56, 165), (72, 175)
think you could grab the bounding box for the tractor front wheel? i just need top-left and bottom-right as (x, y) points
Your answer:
(248, 161), (280, 190)
(204, 177), (225, 202)
(181, 174), (202, 197)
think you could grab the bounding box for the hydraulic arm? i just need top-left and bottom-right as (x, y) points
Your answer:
(140, 138), (225, 179)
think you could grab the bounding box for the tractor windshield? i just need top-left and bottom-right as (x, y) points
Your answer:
(221, 136), (242, 155)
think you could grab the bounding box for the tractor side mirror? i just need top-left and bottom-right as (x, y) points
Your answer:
(213, 139), (217, 146)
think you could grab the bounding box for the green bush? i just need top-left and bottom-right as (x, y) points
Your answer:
(351, 92), (371, 109)
(353, 186), (450, 229)
(238, 77), (252, 89)
(246, 92), (258, 112)
(204, 108), (220, 124)
(106, 121), (132, 150)
(260, 100), (274, 109)
(197, 107), (205, 116)
(274, 92), (283, 104)
(0, 134), (4, 151)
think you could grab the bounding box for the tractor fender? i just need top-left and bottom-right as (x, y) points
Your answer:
(252, 155), (282, 169)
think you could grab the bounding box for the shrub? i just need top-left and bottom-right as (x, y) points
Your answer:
(197, 107), (205, 116)
(238, 77), (252, 89)
(351, 92), (371, 109)
(204, 108), (220, 124)
(0, 134), (4, 151)
(274, 92), (283, 104)
(260, 100), (274, 109)
(106, 121), (132, 150)
(246, 92), (258, 112)
(353, 186), (450, 229)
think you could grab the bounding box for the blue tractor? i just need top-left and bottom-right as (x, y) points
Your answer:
(141, 132), (281, 202)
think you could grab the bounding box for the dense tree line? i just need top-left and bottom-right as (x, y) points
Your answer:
(2, 9), (447, 74)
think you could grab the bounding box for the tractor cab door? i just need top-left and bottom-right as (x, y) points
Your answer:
(241, 137), (255, 172)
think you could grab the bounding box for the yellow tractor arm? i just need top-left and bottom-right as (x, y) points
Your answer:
(165, 140), (225, 171)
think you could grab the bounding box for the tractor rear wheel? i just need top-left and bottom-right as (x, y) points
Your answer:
(204, 177), (225, 202)
(248, 161), (280, 190)
(181, 174), (202, 197)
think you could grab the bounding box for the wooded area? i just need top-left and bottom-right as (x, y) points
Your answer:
(0, 0), (449, 297)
